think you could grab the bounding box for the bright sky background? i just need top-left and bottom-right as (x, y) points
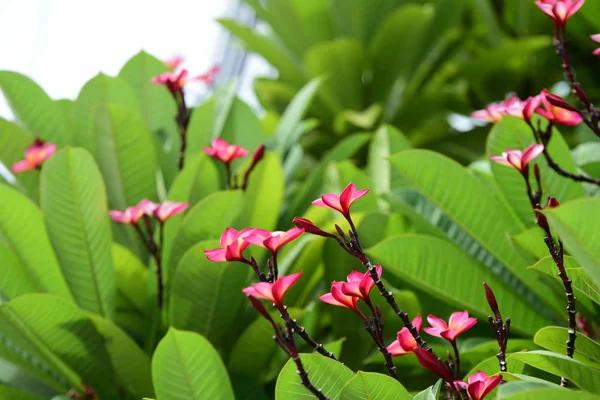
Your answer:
(0, 0), (269, 119)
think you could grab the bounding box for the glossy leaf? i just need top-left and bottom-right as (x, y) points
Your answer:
(367, 234), (550, 335)
(0, 71), (71, 145)
(40, 148), (115, 317)
(508, 350), (600, 393)
(339, 372), (412, 400)
(152, 328), (234, 400)
(169, 241), (249, 345)
(275, 354), (354, 400)
(0, 184), (72, 301)
(542, 198), (600, 288)
(487, 117), (584, 225)
(388, 150), (559, 319)
(0, 385), (46, 400)
(534, 327), (600, 368)
(498, 387), (600, 400)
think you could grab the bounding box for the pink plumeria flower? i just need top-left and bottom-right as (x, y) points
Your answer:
(203, 138), (249, 164)
(292, 217), (337, 239)
(153, 201), (189, 223)
(109, 206), (144, 225)
(137, 199), (159, 215)
(465, 371), (502, 400)
(312, 182), (369, 220)
(151, 69), (196, 93)
(471, 102), (506, 123)
(320, 282), (365, 320)
(535, 0), (585, 28)
(195, 65), (220, 86)
(387, 315), (422, 356)
(592, 34), (600, 56)
(11, 140), (57, 173)
(242, 272), (303, 309)
(245, 228), (304, 256)
(414, 347), (454, 382)
(164, 55), (184, 71)
(522, 95), (542, 123)
(535, 89), (583, 126)
(424, 311), (477, 342)
(340, 265), (382, 306)
(204, 228), (268, 263)
(471, 95), (540, 124)
(489, 143), (545, 173)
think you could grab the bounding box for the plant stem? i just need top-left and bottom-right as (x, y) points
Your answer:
(175, 90), (191, 170)
(364, 317), (396, 377)
(288, 319), (338, 361)
(225, 162), (233, 189)
(451, 340), (460, 379)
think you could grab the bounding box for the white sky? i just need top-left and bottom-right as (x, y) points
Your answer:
(0, 0), (268, 118)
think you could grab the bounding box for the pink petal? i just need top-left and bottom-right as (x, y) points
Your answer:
(480, 375), (502, 399)
(154, 201), (189, 222)
(319, 193), (344, 213)
(220, 228), (240, 247)
(339, 182), (369, 214)
(593, 48), (600, 56)
(109, 210), (129, 224)
(271, 272), (302, 306)
(520, 144), (544, 166)
(397, 328), (418, 352)
(387, 339), (408, 356)
(489, 155), (511, 167)
(340, 281), (363, 299)
(412, 315), (423, 331)
(448, 310), (470, 328)
(425, 314), (448, 334)
(506, 153), (523, 170)
(331, 282), (358, 310)
(11, 159), (34, 173)
(137, 199), (159, 215)
(346, 270), (364, 283)
(243, 282), (276, 303)
(591, 34), (600, 43)
(467, 381), (486, 400)
(468, 371), (489, 384)
(567, 0), (585, 18)
(204, 248), (227, 262)
(265, 228), (304, 253)
(319, 292), (346, 308)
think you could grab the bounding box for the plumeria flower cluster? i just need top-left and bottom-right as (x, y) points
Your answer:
(11, 139), (57, 173)
(472, 90), (582, 126)
(535, 0), (584, 28)
(203, 138), (265, 190)
(153, 56), (220, 95)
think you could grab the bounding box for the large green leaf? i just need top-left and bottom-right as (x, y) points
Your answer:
(0, 71), (71, 145)
(273, 77), (323, 153)
(40, 148), (115, 317)
(388, 150), (560, 319)
(542, 198), (600, 288)
(152, 328), (234, 400)
(89, 315), (154, 398)
(166, 191), (243, 282)
(275, 354), (354, 400)
(92, 105), (157, 256)
(529, 256), (600, 306)
(367, 234), (550, 335)
(236, 153), (284, 231)
(186, 96), (263, 160)
(508, 350), (600, 393)
(534, 327), (600, 368)
(0, 294), (116, 397)
(0, 185), (72, 301)
(169, 241), (249, 345)
(498, 387), (600, 400)
(0, 118), (39, 201)
(283, 133), (370, 222)
(217, 19), (304, 85)
(111, 243), (148, 335)
(305, 39), (365, 113)
(487, 117), (584, 225)
(0, 385), (46, 400)
(339, 372), (411, 400)
(74, 73), (140, 153)
(118, 50), (179, 186)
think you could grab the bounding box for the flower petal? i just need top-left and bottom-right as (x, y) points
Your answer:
(271, 272), (303, 306)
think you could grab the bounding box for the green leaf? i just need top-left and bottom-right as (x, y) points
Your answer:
(166, 191), (243, 282)
(217, 19), (304, 85)
(236, 152), (284, 231)
(572, 142), (600, 178)
(0, 294), (116, 397)
(152, 328), (234, 400)
(487, 117), (584, 225)
(534, 327), (600, 368)
(167, 153), (221, 207)
(0, 118), (39, 201)
(367, 234), (550, 335)
(74, 73), (140, 153)
(508, 350), (600, 393)
(111, 243), (148, 334)
(275, 354), (354, 399)
(40, 148), (115, 317)
(89, 314), (154, 398)
(388, 150), (560, 320)
(169, 241), (249, 345)
(529, 256), (600, 306)
(339, 371), (411, 400)
(283, 133), (370, 223)
(0, 71), (71, 145)
(92, 105), (157, 256)
(542, 198), (600, 288)
(498, 387), (600, 400)
(0, 385), (46, 400)
(305, 39), (366, 113)
(274, 77), (323, 152)
(118, 51), (179, 187)
(186, 97), (263, 160)
(512, 227), (548, 260)
(0, 185), (72, 301)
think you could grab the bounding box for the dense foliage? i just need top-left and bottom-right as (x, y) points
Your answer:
(1, 1), (600, 400)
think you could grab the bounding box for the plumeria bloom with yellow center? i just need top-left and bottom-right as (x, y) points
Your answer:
(204, 228), (269, 263)
(424, 311), (477, 343)
(242, 272), (303, 309)
(153, 201), (189, 223)
(245, 228), (304, 256)
(535, 89), (583, 126)
(490, 143), (545, 173)
(203, 138), (249, 164)
(11, 140), (57, 173)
